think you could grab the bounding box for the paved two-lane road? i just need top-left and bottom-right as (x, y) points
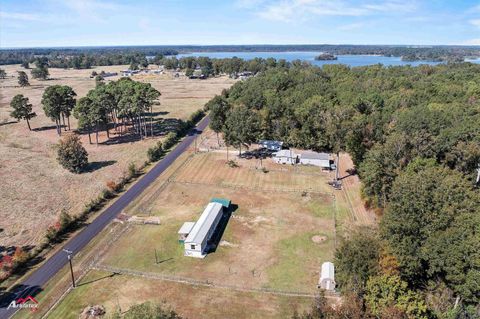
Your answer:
(0, 116), (210, 319)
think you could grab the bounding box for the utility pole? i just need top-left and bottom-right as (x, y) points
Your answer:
(63, 249), (75, 288)
(154, 248), (158, 264)
(476, 164), (480, 186)
(335, 152), (340, 182)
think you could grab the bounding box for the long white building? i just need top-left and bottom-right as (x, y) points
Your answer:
(184, 202), (224, 258)
(299, 151), (331, 168)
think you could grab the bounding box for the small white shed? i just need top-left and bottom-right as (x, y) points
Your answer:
(273, 149), (297, 165)
(299, 152), (331, 168)
(178, 222), (195, 242)
(318, 262), (336, 291)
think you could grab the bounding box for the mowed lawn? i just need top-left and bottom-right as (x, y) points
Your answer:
(100, 153), (337, 293)
(30, 151), (355, 319)
(173, 152), (333, 194)
(45, 270), (313, 319)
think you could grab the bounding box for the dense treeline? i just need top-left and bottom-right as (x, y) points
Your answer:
(160, 55), (289, 77)
(0, 48), (177, 68)
(207, 62), (480, 318)
(2, 45), (479, 66)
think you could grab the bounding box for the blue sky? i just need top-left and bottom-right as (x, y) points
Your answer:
(1, 0), (480, 48)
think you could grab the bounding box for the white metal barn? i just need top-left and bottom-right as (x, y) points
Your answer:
(318, 262), (336, 291)
(273, 149), (297, 165)
(299, 152), (331, 168)
(184, 202), (224, 258)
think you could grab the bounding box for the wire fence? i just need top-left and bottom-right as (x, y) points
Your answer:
(92, 264), (339, 299)
(171, 179), (334, 196)
(40, 224), (131, 319)
(132, 153), (197, 216)
(38, 151), (345, 318)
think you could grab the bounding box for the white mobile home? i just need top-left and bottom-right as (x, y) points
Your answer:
(299, 152), (331, 169)
(318, 262), (336, 291)
(184, 202), (224, 258)
(273, 149), (297, 165)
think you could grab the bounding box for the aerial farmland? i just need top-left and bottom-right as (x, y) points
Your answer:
(18, 128), (376, 319)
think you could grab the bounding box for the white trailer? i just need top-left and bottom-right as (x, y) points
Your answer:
(184, 202), (224, 258)
(273, 149), (297, 165)
(299, 152), (331, 169)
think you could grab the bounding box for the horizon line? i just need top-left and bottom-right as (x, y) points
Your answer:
(2, 43), (480, 50)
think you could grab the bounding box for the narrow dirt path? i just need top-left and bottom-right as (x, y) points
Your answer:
(338, 153), (377, 226)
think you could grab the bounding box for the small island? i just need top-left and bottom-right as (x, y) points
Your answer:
(314, 53), (338, 60)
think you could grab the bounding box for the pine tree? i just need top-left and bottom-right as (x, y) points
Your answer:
(10, 94), (36, 130)
(56, 135), (88, 173)
(17, 71), (29, 86)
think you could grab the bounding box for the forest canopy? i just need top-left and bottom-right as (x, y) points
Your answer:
(207, 61), (480, 317)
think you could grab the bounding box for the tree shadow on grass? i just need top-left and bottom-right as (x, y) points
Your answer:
(76, 272), (120, 287)
(153, 118), (183, 136)
(99, 134), (142, 146)
(32, 125), (66, 132)
(156, 257), (174, 264)
(150, 111), (169, 117)
(84, 160), (117, 173)
(338, 167), (357, 180)
(0, 121), (17, 127)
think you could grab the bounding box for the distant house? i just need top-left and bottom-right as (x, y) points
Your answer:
(238, 71), (254, 80)
(100, 72), (118, 78)
(121, 70), (140, 77)
(273, 149), (297, 165)
(258, 140), (283, 151)
(183, 200), (229, 258)
(121, 70), (133, 77)
(299, 151), (332, 169)
(318, 262), (336, 291)
(189, 69), (206, 79)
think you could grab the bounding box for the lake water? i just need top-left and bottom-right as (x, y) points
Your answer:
(175, 51), (480, 67)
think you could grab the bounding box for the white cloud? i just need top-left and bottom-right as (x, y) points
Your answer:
(467, 4), (480, 13)
(338, 22), (365, 31)
(48, 0), (127, 22)
(363, 1), (416, 13)
(235, 0), (267, 9)
(250, 0), (417, 22)
(61, 0), (124, 13)
(470, 19), (480, 28)
(462, 38), (480, 45)
(0, 11), (42, 21)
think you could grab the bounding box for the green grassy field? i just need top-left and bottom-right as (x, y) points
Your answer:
(46, 269), (314, 319)
(98, 155), (337, 293)
(267, 231), (334, 291)
(30, 151), (363, 319)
